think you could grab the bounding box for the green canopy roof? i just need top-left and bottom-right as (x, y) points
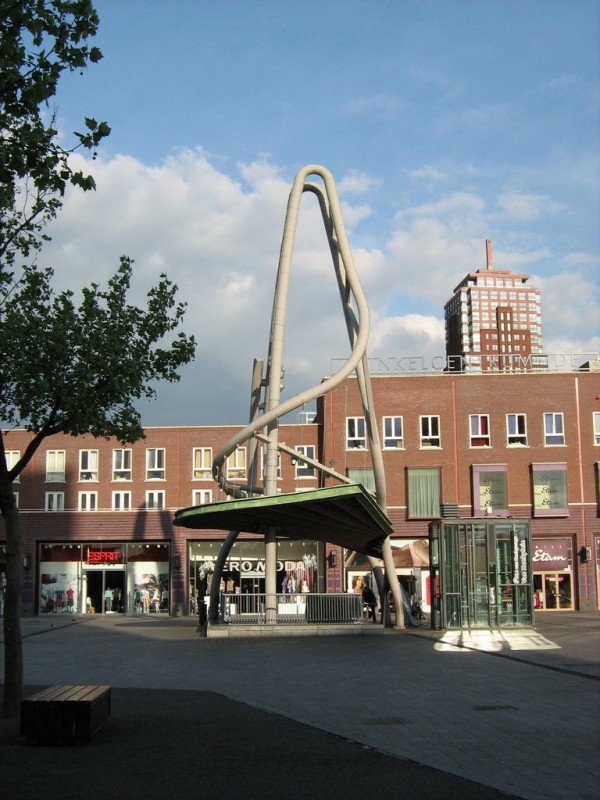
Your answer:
(173, 484), (392, 557)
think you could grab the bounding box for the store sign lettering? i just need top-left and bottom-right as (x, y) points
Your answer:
(531, 540), (569, 571)
(87, 550), (121, 564)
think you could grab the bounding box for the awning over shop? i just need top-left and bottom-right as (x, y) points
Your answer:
(173, 484), (393, 557)
(351, 539), (430, 569)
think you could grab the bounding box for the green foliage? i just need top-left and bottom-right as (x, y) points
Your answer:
(0, 258), (196, 477)
(0, 0), (110, 268)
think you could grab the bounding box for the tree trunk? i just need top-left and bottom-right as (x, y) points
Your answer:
(1, 486), (24, 718)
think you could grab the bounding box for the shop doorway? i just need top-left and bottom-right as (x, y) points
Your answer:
(533, 573), (573, 610)
(85, 570), (125, 613)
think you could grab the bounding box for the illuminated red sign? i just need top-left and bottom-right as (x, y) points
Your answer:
(87, 549), (122, 565)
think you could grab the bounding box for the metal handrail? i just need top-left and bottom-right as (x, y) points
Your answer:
(218, 592), (366, 626)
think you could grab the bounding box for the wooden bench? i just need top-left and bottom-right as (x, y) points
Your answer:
(21, 684), (111, 744)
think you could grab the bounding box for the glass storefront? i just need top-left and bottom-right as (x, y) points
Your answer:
(429, 520), (532, 629)
(188, 539), (322, 614)
(37, 542), (170, 615)
(532, 537), (574, 610)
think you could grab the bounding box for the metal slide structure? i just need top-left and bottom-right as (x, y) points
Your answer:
(209, 164), (404, 627)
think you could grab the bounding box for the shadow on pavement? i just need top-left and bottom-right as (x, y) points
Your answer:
(0, 686), (522, 800)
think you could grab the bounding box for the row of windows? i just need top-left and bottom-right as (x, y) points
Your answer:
(347, 412), (600, 450)
(5, 445), (317, 484)
(20, 488), (215, 513)
(18, 459), (582, 517)
(352, 462), (577, 519)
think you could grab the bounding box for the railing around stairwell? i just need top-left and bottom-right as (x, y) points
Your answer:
(220, 592), (366, 625)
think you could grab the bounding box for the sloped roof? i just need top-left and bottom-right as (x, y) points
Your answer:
(173, 484), (392, 557)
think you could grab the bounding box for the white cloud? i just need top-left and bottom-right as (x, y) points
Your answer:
(342, 93), (401, 117)
(495, 189), (563, 223)
(534, 272), (600, 354)
(39, 151), (599, 425)
(407, 165), (448, 183)
(338, 170), (382, 195)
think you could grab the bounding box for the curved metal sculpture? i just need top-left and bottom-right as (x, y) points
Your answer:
(210, 165), (404, 627)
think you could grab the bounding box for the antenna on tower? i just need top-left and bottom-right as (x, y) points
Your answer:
(486, 239), (493, 269)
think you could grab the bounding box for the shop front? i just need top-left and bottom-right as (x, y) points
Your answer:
(429, 519), (532, 629)
(531, 537), (574, 610)
(38, 542), (171, 615)
(188, 539), (322, 614)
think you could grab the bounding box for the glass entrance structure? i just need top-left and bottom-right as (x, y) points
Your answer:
(429, 520), (532, 629)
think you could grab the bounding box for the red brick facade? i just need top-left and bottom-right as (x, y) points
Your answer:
(2, 371), (599, 614)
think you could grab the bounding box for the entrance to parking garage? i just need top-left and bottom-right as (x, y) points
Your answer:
(429, 520), (532, 628)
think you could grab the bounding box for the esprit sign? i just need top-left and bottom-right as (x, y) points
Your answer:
(531, 539), (570, 571)
(86, 549), (122, 565)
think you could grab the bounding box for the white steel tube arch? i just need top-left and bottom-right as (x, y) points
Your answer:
(212, 165), (404, 627)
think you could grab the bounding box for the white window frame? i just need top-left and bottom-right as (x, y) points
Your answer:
(146, 448), (166, 480)
(112, 490), (131, 511)
(226, 447), (247, 480)
(593, 412), (600, 446)
(420, 416), (441, 448)
(192, 489), (213, 506)
(193, 447), (213, 480)
(112, 448), (132, 481)
(79, 449), (99, 481)
(507, 413), (527, 446)
(383, 416), (403, 449)
(294, 445), (316, 478)
(78, 491), (98, 512)
(145, 490), (165, 510)
(5, 450), (20, 482)
(544, 412), (565, 446)
(469, 414), (491, 447)
(46, 450), (66, 482)
(346, 417), (366, 449)
(45, 491), (64, 511)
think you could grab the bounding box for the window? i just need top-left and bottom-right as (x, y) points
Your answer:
(507, 413), (527, 446)
(112, 449), (132, 481)
(5, 450), (20, 482)
(46, 450), (66, 482)
(470, 414), (490, 447)
(193, 447), (212, 480)
(472, 465), (508, 516)
(544, 413), (565, 446)
(79, 449), (98, 481)
(593, 412), (600, 446)
(294, 445), (316, 478)
(226, 447), (246, 480)
(79, 491), (97, 511)
(112, 491), (131, 511)
(532, 463), (568, 516)
(383, 416), (403, 448)
(146, 448), (165, 480)
(420, 416), (440, 448)
(45, 492), (64, 511)
(192, 489), (212, 505)
(347, 467), (375, 493)
(346, 417), (366, 449)
(407, 467), (441, 518)
(145, 490), (165, 510)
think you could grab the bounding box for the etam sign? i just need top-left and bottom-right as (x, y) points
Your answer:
(532, 539), (570, 571)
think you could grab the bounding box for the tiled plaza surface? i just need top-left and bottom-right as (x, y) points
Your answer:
(1, 611), (598, 800)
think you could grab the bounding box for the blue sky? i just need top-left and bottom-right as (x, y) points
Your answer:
(46, 0), (600, 425)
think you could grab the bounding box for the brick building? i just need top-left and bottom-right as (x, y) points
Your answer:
(444, 240), (545, 372)
(1, 368), (599, 618)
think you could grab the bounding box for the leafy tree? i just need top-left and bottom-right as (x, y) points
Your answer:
(0, 1), (196, 717)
